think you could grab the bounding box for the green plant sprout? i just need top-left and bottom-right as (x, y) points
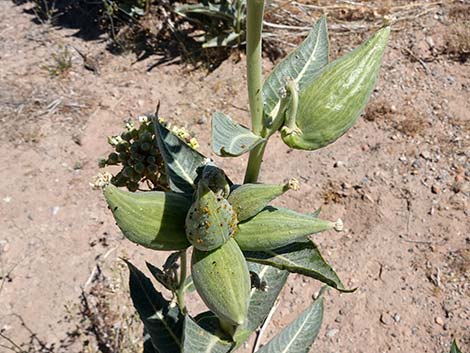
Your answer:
(99, 1), (390, 351)
(176, 0), (247, 48)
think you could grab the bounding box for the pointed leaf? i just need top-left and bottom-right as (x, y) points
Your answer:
(152, 117), (208, 194)
(234, 262), (288, 345)
(203, 32), (243, 48)
(262, 17), (329, 126)
(255, 293), (324, 353)
(104, 184), (191, 250)
(183, 315), (234, 353)
(212, 112), (265, 157)
(244, 241), (354, 292)
(175, 3), (236, 22)
(126, 261), (183, 353)
(235, 206), (340, 251)
(146, 261), (178, 292)
(450, 340), (463, 353)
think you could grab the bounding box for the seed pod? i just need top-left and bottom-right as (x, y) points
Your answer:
(104, 184), (191, 250)
(228, 178), (299, 222)
(281, 27), (390, 150)
(234, 206), (342, 251)
(185, 183), (237, 251)
(191, 238), (250, 326)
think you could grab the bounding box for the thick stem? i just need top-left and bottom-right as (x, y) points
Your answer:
(244, 141), (266, 183)
(244, 0), (266, 183)
(176, 250), (187, 313)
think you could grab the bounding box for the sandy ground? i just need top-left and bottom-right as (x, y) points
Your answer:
(0, 1), (469, 352)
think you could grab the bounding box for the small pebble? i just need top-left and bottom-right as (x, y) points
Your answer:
(412, 160), (421, 169)
(334, 161), (344, 168)
(393, 313), (401, 323)
(435, 317), (444, 326)
(431, 185), (440, 194)
(420, 151), (432, 160)
(326, 328), (339, 338)
(380, 313), (392, 325)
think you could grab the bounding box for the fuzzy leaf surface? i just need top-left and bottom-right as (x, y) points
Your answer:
(234, 262), (288, 345)
(126, 261), (183, 353)
(255, 294), (324, 353)
(183, 315), (234, 353)
(153, 118), (207, 194)
(212, 112), (265, 157)
(244, 241), (353, 292)
(262, 17), (329, 126)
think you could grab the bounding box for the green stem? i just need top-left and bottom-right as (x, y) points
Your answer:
(244, 0), (266, 183)
(176, 250), (187, 313)
(244, 141), (266, 183)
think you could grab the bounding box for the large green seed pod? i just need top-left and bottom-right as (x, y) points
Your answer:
(227, 179), (299, 222)
(185, 184), (238, 251)
(281, 26), (390, 150)
(191, 238), (250, 326)
(104, 184), (191, 250)
(234, 207), (342, 251)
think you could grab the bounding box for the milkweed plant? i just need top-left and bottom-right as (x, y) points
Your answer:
(97, 1), (391, 351)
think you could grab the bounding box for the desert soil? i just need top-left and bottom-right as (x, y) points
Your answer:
(0, 1), (469, 353)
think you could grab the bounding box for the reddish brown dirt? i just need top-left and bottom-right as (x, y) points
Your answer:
(0, 1), (469, 353)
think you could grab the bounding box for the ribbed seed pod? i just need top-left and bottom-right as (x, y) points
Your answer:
(227, 178), (299, 222)
(281, 27), (390, 150)
(191, 238), (250, 326)
(185, 183), (237, 251)
(104, 184), (191, 250)
(234, 206), (342, 251)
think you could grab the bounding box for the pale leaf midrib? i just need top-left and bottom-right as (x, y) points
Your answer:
(280, 308), (313, 353)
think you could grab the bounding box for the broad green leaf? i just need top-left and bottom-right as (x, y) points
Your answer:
(450, 340), (463, 353)
(235, 206), (340, 251)
(212, 112), (265, 157)
(255, 292), (324, 353)
(244, 241), (353, 292)
(126, 261), (183, 353)
(262, 17), (329, 128)
(227, 180), (298, 222)
(183, 314), (234, 353)
(152, 117), (208, 194)
(234, 262), (289, 345)
(104, 184), (191, 250)
(281, 26), (390, 151)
